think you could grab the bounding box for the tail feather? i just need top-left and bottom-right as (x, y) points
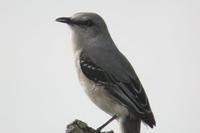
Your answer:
(120, 117), (141, 133)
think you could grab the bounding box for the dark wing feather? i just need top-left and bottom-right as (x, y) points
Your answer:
(80, 53), (112, 85)
(79, 52), (156, 128)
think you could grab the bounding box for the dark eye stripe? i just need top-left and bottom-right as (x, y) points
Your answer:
(75, 20), (94, 26)
(85, 20), (93, 26)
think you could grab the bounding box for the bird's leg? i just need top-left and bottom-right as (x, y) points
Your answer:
(96, 114), (118, 132)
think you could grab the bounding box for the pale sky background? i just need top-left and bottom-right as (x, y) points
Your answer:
(0, 0), (200, 133)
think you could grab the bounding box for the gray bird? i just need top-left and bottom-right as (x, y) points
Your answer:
(56, 12), (155, 133)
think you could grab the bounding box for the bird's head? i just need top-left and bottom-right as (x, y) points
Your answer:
(56, 12), (110, 39)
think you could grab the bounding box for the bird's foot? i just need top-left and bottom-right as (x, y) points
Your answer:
(96, 114), (117, 132)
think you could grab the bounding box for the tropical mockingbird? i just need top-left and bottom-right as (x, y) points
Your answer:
(56, 12), (156, 133)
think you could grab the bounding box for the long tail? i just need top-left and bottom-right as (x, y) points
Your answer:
(120, 117), (141, 133)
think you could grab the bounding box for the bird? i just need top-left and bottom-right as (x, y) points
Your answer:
(56, 12), (156, 133)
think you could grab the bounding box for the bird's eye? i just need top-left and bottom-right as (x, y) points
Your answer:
(84, 20), (93, 27)
(75, 20), (94, 27)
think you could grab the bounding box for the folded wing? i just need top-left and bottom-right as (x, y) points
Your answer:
(79, 51), (156, 128)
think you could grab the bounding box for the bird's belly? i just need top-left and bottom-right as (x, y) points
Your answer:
(75, 54), (128, 117)
(81, 76), (128, 117)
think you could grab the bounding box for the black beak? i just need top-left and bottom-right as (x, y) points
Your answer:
(55, 17), (73, 24)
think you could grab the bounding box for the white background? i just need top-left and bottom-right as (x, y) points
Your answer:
(0, 0), (200, 133)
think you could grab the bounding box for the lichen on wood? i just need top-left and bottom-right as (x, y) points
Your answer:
(66, 120), (114, 133)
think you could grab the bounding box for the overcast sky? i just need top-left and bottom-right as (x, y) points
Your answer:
(0, 0), (200, 133)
